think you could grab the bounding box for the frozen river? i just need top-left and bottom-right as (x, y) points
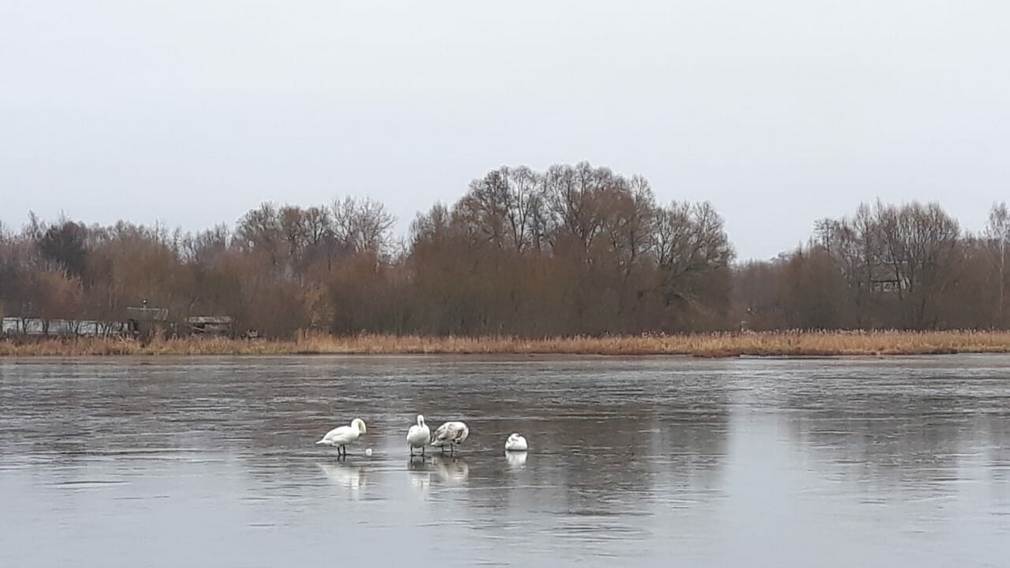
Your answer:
(2, 355), (1009, 567)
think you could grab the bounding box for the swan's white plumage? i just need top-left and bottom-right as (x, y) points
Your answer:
(406, 415), (431, 453)
(430, 421), (469, 450)
(316, 418), (367, 448)
(505, 432), (528, 452)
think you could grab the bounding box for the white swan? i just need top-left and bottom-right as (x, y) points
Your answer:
(316, 418), (366, 457)
(406, 414), (431, 457)
(430, 421), (469, 456)
(505, 433), (528, 452)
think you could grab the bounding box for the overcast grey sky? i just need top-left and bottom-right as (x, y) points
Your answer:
(2, 1), (1008, 260)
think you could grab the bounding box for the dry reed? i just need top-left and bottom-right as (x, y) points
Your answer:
(4, 330), (1010, 358)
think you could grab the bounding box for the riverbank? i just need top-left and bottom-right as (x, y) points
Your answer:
(3, 331), (1010, 357)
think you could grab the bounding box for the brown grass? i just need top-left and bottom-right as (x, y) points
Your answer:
(5, 330), (1010, 358)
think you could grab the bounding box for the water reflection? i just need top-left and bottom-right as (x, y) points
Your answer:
(759, 359), (1010, 494)
(316, 462), (367, 498)
(431, 455), (469, 485)
(505, 451), (528, 468)
(2, 356), (1010, 567)
(407, 458), (432, 498)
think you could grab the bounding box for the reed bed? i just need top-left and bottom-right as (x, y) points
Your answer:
(5, 330), (1010, 358)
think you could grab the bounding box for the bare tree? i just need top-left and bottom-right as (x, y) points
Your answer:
(279, 206), (309, 262)
(182, 224), (230, 265)
(652, 201), (734, 329)
(881, 202), (960, 328)
(332, 196), (396, 256)
(236, 203), (282, 267)
(985, 202), (1010, 325)
(10, 166), (1003, 339)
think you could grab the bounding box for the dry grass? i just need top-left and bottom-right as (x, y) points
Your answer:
(5, 330), (1010, 358)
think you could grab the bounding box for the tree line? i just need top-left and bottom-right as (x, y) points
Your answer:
(1, 162), (1007, 337)
(737, 201), (1010, 330)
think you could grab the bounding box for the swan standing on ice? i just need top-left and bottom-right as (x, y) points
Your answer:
(505, 433), (528, 452)
(406, 414), (431, 457)
(430, 421), (469, 456)
(316, 418), (367, 457)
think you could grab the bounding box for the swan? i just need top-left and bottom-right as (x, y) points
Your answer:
(406, 414), (431, 457)
(430, 421), (469, 456)
(316, 418), (366, 457)
(505, 433), (528, 452)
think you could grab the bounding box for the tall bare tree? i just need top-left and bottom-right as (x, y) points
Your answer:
(986, 202), (1010, 326)
(332, 196), (396, 257)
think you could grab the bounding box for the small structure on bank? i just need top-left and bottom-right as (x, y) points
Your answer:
(1, 317), (134, 338)
(126, 300), (169, 340)
(184, 316), (234, 337)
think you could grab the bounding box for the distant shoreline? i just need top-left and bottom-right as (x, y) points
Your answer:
(4, 331), (1010, 358)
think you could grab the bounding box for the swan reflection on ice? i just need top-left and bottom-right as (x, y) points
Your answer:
(316, 462), (367, 498)
(431, 455), (469, 485)
(407, 458), (432, 498)
(505, 450), (528, 468)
